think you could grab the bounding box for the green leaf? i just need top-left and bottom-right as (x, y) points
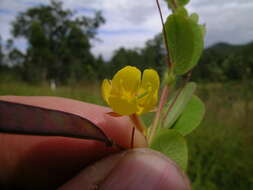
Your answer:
(200, 24), (206, 37)
(172, 95), (205, 136)
(164, 82), (196, 128)
(190, 13), (199, 23)
(165, 13), (204, 75)
(167, 0), (190, 9)
(150, 129), (188, 170)
(175, 7), (188, 17)
(178, 0), (190, 7)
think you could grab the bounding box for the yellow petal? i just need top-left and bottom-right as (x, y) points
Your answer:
(111, 66), (141, 95)
(141, 69), (160, 91)
(137, 92), (158, 115)
(137, 69), (160, 114)
(108, 96), (138, 115)
(101, 79), (111, 104)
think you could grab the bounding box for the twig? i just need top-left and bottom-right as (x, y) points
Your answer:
(147, 0), (175, 143)
(148, 85), (169, 143)
(129, 114), (145, 133)
(155, 0), (173, 70)
(130, 126), (135, 148)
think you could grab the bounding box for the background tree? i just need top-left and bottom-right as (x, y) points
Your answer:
(107, 34), (166, 78)
(0, 36), (4, 67)
(11, 0), (105, 84)
(108, 48), (142, 77)
(192, 42), (253, 82)
(94, 55), (107, 80)
(140, 34), (166, 77)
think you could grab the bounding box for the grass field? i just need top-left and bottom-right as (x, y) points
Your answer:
(0, 81), (104, 105)
(1, 80), (253, 190)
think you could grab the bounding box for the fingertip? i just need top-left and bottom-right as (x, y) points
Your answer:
(60, 148), (190, 190)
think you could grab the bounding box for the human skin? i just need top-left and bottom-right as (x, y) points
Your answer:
(0, 96), (190, 189)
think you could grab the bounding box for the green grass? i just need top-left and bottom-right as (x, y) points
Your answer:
(0, 81), (104, 105)
(187, 84), (253, 190)
(0, 80), (252, 190)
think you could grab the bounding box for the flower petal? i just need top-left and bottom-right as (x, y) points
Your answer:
(101, 79), (111, 104)
(111, 66), (141, 95)
(137, 69), (160, 114)
(141, 69), (160, 91)
(137, 93), (158, 114)
(108, 96), (138, 115)
(101, 66), (160, 116)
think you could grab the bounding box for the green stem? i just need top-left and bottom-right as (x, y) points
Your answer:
(130, 114), (146, 134)
(155, 0), (173, 70)
(148, 85), (169, 143)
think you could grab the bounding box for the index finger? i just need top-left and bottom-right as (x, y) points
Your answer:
(0, 96), (147, 189)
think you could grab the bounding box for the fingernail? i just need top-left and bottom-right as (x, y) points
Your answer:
(100, 149), (190, 190)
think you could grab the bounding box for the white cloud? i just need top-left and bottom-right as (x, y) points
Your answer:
(0, 0), (252, 59)
(187, 0), (253, 46)
(92, 31), (155, 60)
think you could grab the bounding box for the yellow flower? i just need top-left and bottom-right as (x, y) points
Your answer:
(102, 66), (160, 115)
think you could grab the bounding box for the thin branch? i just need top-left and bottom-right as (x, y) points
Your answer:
(129, 114), (146, 133)
(130, 126), (135, 148)
(155, 0), (172, 70)
(148, 85), (169, 143)
(148, 0), (175, 143)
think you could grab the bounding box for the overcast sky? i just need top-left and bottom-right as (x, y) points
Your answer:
(0, 0), (253, 60)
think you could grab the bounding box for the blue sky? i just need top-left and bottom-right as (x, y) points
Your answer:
(0, 0), (253, 60)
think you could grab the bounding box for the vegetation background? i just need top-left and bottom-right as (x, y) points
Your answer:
(0, 1), (252, 189)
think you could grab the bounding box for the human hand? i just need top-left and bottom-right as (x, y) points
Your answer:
(60, 148), (190, 190)
(0, 96), (190, 189)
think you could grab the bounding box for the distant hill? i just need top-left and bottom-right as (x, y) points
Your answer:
(192, 42), (253, 82)
(205, 41), (253, 55)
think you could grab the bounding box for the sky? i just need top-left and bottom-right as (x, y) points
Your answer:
(0, 0), (253, 60)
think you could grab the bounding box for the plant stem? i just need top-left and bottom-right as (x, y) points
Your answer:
(148, 0), (175, 144)
(130, 126), (135, 148)
(148, 85), (169, 143)
(129, 114), (146, 134)
(155, 0), (173, 70)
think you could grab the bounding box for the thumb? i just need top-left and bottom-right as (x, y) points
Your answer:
(59, 148), (191, 190)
